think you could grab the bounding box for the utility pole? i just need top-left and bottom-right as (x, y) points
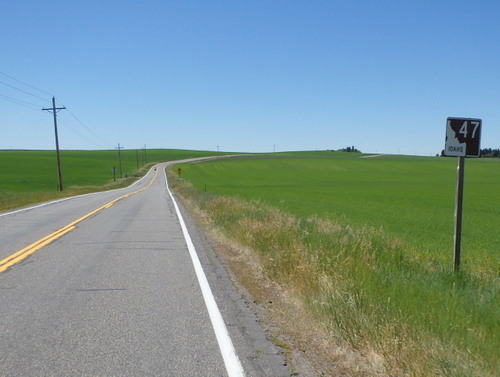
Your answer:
(42, 97), (66, 191)
(116, 143), (124, 178)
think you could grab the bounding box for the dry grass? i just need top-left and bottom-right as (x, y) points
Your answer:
(173, 191), (387, 376)
(168, 168), (497, 377)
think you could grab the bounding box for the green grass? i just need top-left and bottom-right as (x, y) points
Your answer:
(172, 151), (499, 376)
(0, 149), (226, 210)
(176, 152), (499, 277)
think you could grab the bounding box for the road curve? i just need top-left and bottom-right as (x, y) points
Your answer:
(0, 161), (289, 377)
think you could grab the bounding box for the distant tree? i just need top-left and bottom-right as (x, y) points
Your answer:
(441, 148), (499, 158)
(338, 146), (361, 153)
(480, 148), (500, 158)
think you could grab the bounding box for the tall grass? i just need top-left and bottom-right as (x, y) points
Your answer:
(169, 153), (499, 377)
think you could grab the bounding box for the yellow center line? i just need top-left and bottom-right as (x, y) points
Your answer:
(0, 167), (160, 273)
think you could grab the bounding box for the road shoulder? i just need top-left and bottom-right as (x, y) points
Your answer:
(175, 199), (293, 377)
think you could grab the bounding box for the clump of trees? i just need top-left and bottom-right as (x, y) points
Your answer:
(338, 146), (361, 153)
(480, 148), (500, 158)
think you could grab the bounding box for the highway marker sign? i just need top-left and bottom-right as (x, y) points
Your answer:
(444, 117), (482, 272)
(444, 117), (482, 157)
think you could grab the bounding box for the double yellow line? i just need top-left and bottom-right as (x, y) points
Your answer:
(0, 168), (159, 273)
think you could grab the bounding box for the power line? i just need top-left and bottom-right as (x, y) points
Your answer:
(0, 79), (49, 102)
(58, 118), (108, 149)
(0, 71), (54, 97)
(64, 107), (114, 145)
(0, 92), (107, 148)
(0, 94), (43, 110)
(0, 72), (113, 150)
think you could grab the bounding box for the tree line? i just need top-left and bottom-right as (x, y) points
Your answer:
(340, 146), (361, 153)
(440, 148), (500, 158)
(479, 148), (500, 158)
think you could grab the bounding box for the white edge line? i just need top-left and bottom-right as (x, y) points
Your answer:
(0, 166), (154, 218)
(164, 169), (246, 377)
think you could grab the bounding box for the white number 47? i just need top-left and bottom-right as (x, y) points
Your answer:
(459, 120), (480, 138)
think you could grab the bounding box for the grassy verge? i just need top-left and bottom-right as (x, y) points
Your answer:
(0, 164), (151, 211)
(168, 154), (498, 377)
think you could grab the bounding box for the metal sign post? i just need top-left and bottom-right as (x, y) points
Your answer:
(453, 156), (465, 271)
(444, 117), (482, 272)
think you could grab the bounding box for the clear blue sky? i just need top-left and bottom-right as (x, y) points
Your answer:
(1, 0), (499, 155)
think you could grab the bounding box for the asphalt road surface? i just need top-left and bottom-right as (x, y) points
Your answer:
(0, 162), (289, 377)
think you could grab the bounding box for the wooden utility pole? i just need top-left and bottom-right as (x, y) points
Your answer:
(42, 97), (66, 191)
(116, 143), (124, 178)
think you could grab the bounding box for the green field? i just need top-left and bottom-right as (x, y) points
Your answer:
(0, 149), (225, 210)
(1, 149), (498, 375)
(173, 151), (499, 377)
(177, 152), (499, 274)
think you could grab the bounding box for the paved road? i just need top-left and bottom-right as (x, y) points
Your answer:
(0, 162), (289, 377)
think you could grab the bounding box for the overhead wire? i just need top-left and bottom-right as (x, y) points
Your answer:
(0, 79), (50, 103)
(64, 106), (114, 146)
(57, 117), (109, 149)
(0, 71), (54, 97)
(1, 72), (113, 149)
(0, 94), (43, 110)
